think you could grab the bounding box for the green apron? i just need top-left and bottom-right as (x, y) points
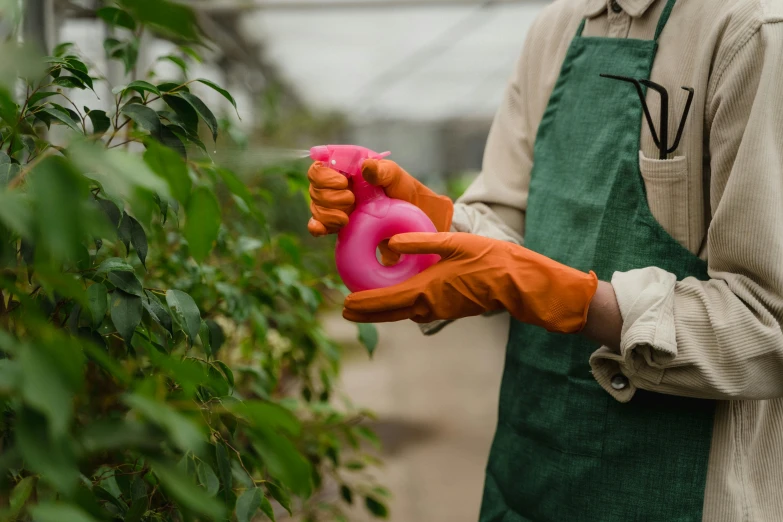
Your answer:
(479, 2), (716, 521)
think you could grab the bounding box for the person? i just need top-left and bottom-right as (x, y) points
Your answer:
(306, 0), (783, 520)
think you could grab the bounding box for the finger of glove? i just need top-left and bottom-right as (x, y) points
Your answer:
(310, 202), (349, 230)
(361, 159), (412, 197)
(343, 275), (432, 315)
(309, 184), (355, 210)
(342, 306), (417, 324)
(308, 162), (349, 189)
(378, 239), (401, 266)
(308, 218), (330, 237)
(387, 232), (455, 256)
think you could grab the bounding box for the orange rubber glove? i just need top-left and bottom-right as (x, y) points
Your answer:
(307, 159), (454, 236)
(342, 232), (599, 334)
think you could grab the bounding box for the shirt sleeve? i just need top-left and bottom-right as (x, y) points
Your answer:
(590, 22), (783, 402)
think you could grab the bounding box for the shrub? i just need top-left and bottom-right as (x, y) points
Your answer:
(0, 2), (384, 521)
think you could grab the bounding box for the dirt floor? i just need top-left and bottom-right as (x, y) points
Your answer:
(322, 311), (510, 522)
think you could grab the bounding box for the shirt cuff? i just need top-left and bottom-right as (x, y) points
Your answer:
(590, 267), (679, 402)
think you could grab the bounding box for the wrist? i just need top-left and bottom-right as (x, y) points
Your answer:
(580, 280), (622, 351)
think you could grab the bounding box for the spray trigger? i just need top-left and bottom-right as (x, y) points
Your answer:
(371, 151), (391, 160)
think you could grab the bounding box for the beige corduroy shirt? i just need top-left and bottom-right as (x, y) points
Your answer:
(421, 0), (783, 519)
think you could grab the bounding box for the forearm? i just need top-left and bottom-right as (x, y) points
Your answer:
(580, 280), (622, 351)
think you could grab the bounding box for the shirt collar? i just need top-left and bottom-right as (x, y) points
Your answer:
(584, 0), (659, 18)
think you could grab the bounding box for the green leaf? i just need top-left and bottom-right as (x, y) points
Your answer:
(118, 212), (132, 251)
(63, 66), (95, 92)
(143, 140), (191, 202)
(93, 485), (128, 513)
(96, 6), (136, 30)
(340, 485), (353, 505)
(215, 361), (234, 389)
(0, 190), (32, 236)
(128, 215), (148, 267)
(149, 462), (224, 520)
(235, 488), (261, 522)
(0, 154), (20, 187)
(206, 319), (225, 357)
(87, 109), (111, 136)
(80, 344), (130, 386)
(53, 42), (74, 57)
(124, 500), (146, 522)
(165, 289), (201, 340)
(229, 401), (300, 436)
(196, 78), (239, 117)
(39, 107), (82, 133)
(253, 429), (312, 497)
(0, 87), (18, 125)
(53, 75), (86, 90)
(108, 271), (143, 297)
(110, 290), (142, 344)
(18, 337), (84, 437)
(124, 394), (204, 451)
(154, 193), (169, 223)
(97, 198), (121, 228)
(121, 103), (161, 136)
(184, 186), (220, 261)
(125, 80), (160, 97)
(199, 320), (212, 357)
(120, 0), (201, 41)
(358, 323), (379, 357)
(215, 442), (232, 501)
(216, 167), (254, 209)
(87, 283), (108, 329)
(30, 502), (99, 522)
(96, 257), (134, 275)
(260, 495), (276, 521)
(266, 482), (291, 516)
(69, 140), (171, 203)
(161, 55), (188, 74)
(180, 46), (203, 63)
(163, 94), (198, 132)
(28, 91), (58, 107)
(365, 496), (389, 519)
(143, 290), (173, 334)
(16, 407), (79, 495)
(51, 102), (81, 125)
(158, 82), (189, 94)
(64, 56), (88, 73)
(345, 459), (365, 470)
(0, 359), (20, 394)
(9, 476), (36, 515)
(196, 460), (220, 496)
(160, 125), (187, 158)
(180, 92), (218, 141)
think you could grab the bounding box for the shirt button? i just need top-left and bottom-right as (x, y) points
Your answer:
(611, 0), (623, 13)
(611, 374), (629, 390)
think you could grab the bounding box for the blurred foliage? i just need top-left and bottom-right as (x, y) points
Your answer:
(444, 172), (476, 202)
(0, 1), (386, 521)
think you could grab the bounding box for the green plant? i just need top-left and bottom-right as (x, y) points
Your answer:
(0, 2), (386, 521)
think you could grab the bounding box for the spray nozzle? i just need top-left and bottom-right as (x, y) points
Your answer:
(310, 145), (391, 178)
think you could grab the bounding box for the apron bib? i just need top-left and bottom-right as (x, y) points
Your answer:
(479, 2), (716, 521)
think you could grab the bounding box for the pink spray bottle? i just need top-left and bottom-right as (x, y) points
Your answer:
(310, 145), (440, 293)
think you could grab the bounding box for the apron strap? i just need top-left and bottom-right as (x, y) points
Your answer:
(575, 19), (587, 37)
(576, 0), (677, 41)
(653, 0), (678, 41)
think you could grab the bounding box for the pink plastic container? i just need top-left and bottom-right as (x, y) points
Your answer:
(310, 145), (440, 293)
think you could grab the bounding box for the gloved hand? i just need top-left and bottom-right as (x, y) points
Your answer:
(342, 232), (599, 334)
(307, 159), (454, 236)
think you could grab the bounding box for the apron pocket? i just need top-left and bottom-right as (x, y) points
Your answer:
(638, 151), (691, 250)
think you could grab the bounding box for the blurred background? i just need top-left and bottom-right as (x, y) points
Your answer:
(23, 1), (547, 520)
